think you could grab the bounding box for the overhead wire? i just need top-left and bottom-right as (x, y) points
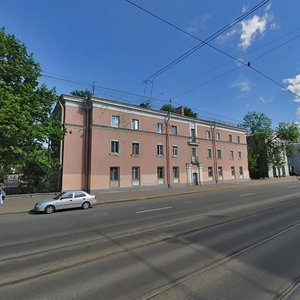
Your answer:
(159, 27), (300, 97)
(126, 0), (299, 99)
(126, 0), (270, 82)
(40, 72), (243, 124)
(171, 31), (300, 99)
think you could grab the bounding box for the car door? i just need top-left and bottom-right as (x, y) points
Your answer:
(73, 192), (87, 208)
(57, 192), (74, 209)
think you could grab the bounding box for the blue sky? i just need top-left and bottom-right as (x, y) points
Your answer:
(1, 0), (300, 126)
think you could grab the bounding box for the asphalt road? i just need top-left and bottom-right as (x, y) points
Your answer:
(1, 181), (300, 299)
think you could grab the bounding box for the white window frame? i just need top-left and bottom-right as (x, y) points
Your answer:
(157, 144), (164, 156)
(110, 167), (120, 181)
(208, 166), (213, 178)
(111, 140), (119, 154)
(171, 125), (178, 135)
(217, 149), (222, 159)
(131, 119), (139, 130)
(132, 142), (140, 156)
(132, 167), (140, 180)
(157, 167), (164, 179)
(207, 148), (212, 159)
(172, 145), (178, 157)
(216, 132), (221, 141)
(230, 150), (234, 160)
(173, 167), (179, 179)
(238, 151), (242, 159)
(206, 131), (211, 140)
(156, 123), (163, 133)
(111, 115), (120, 128)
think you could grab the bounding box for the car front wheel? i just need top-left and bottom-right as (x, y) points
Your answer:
(82, 201), (90, 209)
(45, 205), (55, 214)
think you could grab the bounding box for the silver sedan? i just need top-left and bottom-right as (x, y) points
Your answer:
(34, 191), (97, 214)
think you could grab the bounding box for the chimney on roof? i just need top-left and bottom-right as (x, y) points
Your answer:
(175, 106), (185, 116)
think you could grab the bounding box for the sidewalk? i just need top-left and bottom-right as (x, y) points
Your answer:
(0, 177), (297, 215)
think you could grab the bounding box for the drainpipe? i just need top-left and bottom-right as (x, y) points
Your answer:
(58, 96), (65, 191)
(211, 123), (218, 183)
(85, 96), (92, 192)
(165, 112), (171, 188)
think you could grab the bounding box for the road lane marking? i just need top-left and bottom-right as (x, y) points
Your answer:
(136, 207), (172, 214)
(287, 186), (297, 189)
(239, 193), (256, 197)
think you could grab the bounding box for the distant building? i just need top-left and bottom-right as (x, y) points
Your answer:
(247, 135), (289, 179)
(53, 95), (250, 192)
(288, 143), (300, 175)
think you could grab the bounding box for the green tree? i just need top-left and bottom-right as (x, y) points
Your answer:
(70, 89), (92, 98)
(183, 107), (197, 118)
(160, 103), (176, 113)
(241, 112), (300, 179)
(0, 28), (65, 192)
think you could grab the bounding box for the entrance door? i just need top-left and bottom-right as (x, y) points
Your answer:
(193, 173), (198, 185)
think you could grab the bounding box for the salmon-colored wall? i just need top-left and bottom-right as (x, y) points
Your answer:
(61, 97), (249, 191)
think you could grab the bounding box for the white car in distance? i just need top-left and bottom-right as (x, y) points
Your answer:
(34, 191), (97, 214)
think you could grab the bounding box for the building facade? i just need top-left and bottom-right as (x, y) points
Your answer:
(54, 95), (250, 192)
(288, 143), (300, 175)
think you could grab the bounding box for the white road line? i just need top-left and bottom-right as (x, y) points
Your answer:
(136, 207), (172, 214)
(287, 186), (297, 189)
(239, 193), (256, 197)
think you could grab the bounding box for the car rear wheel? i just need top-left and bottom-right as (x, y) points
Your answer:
(45, 205), (55, 214)
(82, 201), (90, 209)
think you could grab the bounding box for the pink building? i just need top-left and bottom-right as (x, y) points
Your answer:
(54, 94), (249, 192)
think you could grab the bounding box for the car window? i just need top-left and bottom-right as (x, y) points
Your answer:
(53, 192), (65, 200)
(61, 192), (73, 199)
(74, 192), (86, 198)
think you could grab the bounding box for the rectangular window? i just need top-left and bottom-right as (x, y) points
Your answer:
(157, 144), (164, 156)
(191, 128), (196, 137)
(192, 147), (197, 158)
(239, 166), (243, 176)
(218, 166), (223, 177)
(171, 125), (178, 135)
(230, 150), (234, 159)
(111, 115), (120, 128)
(132, 142), (140, 155)
(229, 134), (233, 143)
(231, 166), (235, 177)
(156, 123), (163, 133)
(111, 140), (119, 154)
(237, 136), (241, 143)
(206, 131), (211, 140)
(132, 167), (140, 180)
(172, 145), (178, 156)
(110, 167), (120, 181)
(217, 149), (222, 159)
(173, 167), (179, 179)
(157, 167), (164, 179)
(238, 151), (242, 159)
(208, 166), (213, 178)
(132, 119), (139, 130)
(216, 132), (221, 141)
(207, 148), (212, 159)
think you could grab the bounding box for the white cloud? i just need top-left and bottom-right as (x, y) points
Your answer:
(184, 15), (211, 35)
(259, 96), (273, 103)
(230, 76), (253, 92)
(296, 108), (300, 119)
(283, 74), (300, 101)
(239, 15), (267, 49)
(242, 4), (248, 13)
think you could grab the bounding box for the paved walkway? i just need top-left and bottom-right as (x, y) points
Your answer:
(0, 177), (297, 215)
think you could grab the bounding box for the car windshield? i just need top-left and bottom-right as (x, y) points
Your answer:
(53, 192), (65, 200)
